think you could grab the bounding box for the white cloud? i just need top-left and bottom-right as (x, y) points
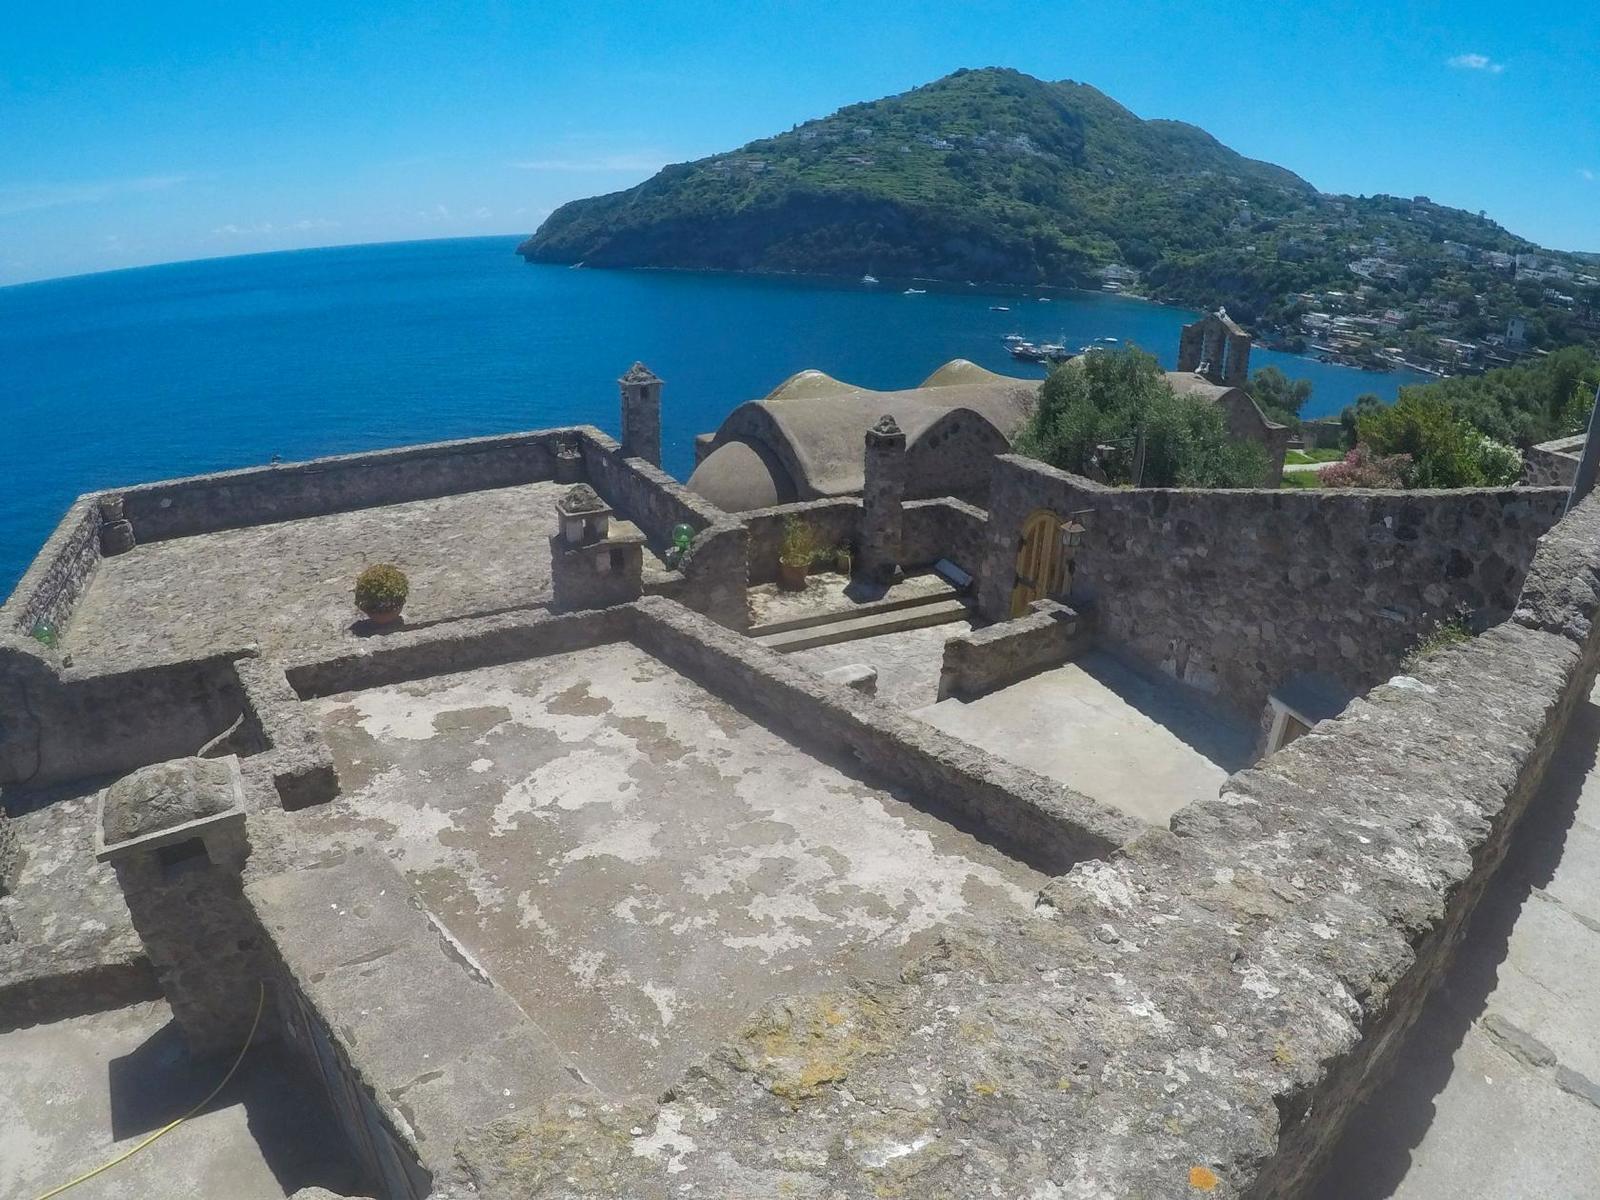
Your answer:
(508, 152), (667, 173)
(212, 218), (339, 237)
(1448, 53), (1504, 73)
(0, 175), (188, 218)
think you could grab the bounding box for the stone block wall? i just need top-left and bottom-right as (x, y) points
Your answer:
(0, 648), (252, 786)
(578, 428), (723, 546)
(902, 497), (987, 577)
(283, 605), (634, 700)
(233, 656), (339, 810)
(119, 430), (567, 543)
(937, 599), (1089, 700)
(4, 497), (101, 638)
(741, 499), (862, 585)
(1521, 433), (1583, 488)
(978, 454), (1568, 716)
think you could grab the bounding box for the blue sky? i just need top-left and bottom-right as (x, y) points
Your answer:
(2, 1), (1594, 285)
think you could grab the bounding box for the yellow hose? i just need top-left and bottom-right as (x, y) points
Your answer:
(31, 981), (267, 1200)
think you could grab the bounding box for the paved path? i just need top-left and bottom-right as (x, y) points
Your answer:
(1316, 683), (1600, 1198)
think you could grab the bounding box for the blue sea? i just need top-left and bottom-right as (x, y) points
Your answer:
(0, 235), (1430, 595)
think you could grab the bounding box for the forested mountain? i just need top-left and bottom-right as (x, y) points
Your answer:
(520, 68), (1598, 356)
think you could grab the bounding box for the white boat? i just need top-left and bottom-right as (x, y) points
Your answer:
(990, 305), (1010, 312)
(903, 287), (926, 295)
(861, 274), (879, 284)
(1037, 296), (1051, 303)
(1100, 336), (1119, 343)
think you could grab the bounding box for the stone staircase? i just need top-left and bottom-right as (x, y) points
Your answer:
(750, 587), (971, 653)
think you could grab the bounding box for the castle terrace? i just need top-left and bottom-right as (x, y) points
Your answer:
(4, 359), (1600, 1199)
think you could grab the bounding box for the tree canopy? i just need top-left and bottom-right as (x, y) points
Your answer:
(1246, 366), (1313, 427)
(1016, 347), (1269, 488)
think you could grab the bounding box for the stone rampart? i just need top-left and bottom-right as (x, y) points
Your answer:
(1521, 433), (1583, 488)
(119, 430), (569, 543)
(978, 454), (1568, 716)
(4, 497), (101, 638)
(937, 598), (1089, 700)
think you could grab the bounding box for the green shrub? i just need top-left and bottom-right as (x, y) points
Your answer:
(779, 516), (819, 566)
(354, 563), (409, 614)
(1403, 612), (1472, 670)
(1356, 392), (1521, 488)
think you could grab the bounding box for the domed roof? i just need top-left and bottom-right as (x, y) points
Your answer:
(685, 438), (797, 513)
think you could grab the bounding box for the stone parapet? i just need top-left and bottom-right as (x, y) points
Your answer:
(937, 598), (1090, 701)
(1521, 433), (1584, 488)
(630, 595), (1139, 872)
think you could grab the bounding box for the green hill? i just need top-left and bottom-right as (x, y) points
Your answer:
(519, 68), (1598, 354)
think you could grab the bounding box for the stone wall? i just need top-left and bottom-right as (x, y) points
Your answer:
(630, 596), (1140, 872)
(4, 497), (101, 637)
(120, 430), (568, 543)
(741, 499), (862, 585)
(0, 646), (252, 786)
(937, 599), (1090, 701)
(903, 497), (987, 577)
(233, 656), (338, 810)
(1521, 433), (1583, 487)
(978, 454), (1569, 716)
(284, 605), (634, 700)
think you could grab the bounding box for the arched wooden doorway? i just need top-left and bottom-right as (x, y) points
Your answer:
(1009, 508), (1066, 617)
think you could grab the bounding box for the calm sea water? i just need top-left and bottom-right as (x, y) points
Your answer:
(0, 235), (1429, 595)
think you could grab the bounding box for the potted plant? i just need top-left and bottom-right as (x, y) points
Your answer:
(355, 563), (409, 625)
(831, 540), (855, 576)
(777, 515), (817, 591)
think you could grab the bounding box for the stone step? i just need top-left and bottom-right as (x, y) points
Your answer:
(755, 597), (972, 653)
(747, 578), (960, 638)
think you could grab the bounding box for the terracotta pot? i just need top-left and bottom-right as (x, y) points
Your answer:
(362, 606), (404, 626)
(777, 559), (808, 591)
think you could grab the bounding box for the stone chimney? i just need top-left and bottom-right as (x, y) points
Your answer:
(860, 415), (907, 585)
(96, 757), (274, 1058)
(619, 362), (663, 467)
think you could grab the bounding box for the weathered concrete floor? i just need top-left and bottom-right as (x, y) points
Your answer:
(295, 642), (1046, 1097)
(63, 482), (662, 668)
(913, 650), (1257, 826)
(0, 999), (357, 1200)
(0, 778), (140, 988)
(747, 569), (955, 629)
(789, 617), (976, 709)
(1314, 686), (1600, 1199)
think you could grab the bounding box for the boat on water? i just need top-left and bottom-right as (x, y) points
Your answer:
(1037, 296), (1052, 303)
(1006, 338), (1074, 364)
(990, 305), (1010, 312)
(861, 274), (879, 284)
(1099, 336), (1119, 343)
(904, 287), (926, 295)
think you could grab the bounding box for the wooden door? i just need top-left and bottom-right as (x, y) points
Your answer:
(1009, 508), (1065, 617)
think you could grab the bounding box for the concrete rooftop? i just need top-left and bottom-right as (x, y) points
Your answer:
(914, 650), (1257, 825)
(292, 641), (1046, 1097)
(63, 482), (664, 669)
(0, 999), (355, 1200)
